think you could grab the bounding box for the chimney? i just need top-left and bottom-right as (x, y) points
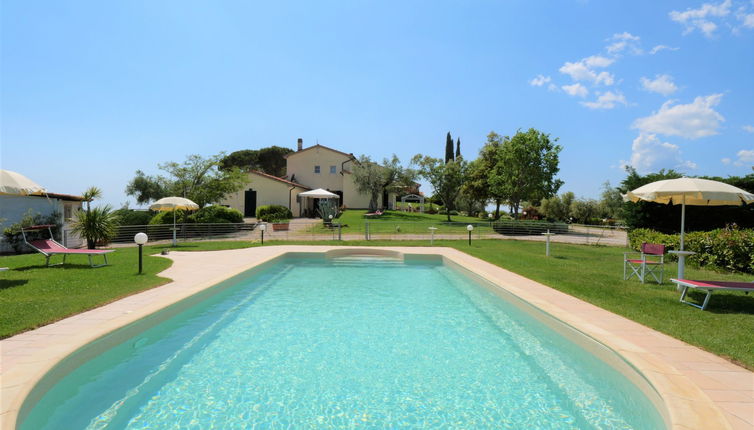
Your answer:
(297, 138), (303, 151)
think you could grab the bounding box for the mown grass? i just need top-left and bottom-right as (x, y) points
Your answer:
(2, 238), (752, 369)
(0, 241), (257, 338)
(309, 209), (494, 234)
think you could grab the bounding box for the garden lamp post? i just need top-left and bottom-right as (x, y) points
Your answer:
(134, 232), (148, 274)
(258, 223), (266, 245)
(467, 224), (474, 246)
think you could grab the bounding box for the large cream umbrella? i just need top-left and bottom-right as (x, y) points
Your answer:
(625, 177), (754, 278)
(0, 170), (46, 195)
(149, 197), (199, 246)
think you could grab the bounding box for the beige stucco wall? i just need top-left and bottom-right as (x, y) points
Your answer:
(220, 173), (305, 217)
(342, 173), (381, 209)
(286, 147), (351, 192)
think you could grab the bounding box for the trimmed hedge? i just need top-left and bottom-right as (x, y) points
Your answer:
(628, 227), (754, 274)
(255, 205), (292, 222)
(113, 209), (153, 226)
(190, 205), (243, 224)
(149, 210), (190, 225)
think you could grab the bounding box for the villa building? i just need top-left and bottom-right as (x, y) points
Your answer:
(221, 139), (391, 217)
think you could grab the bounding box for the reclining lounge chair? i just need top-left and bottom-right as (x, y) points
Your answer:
(22, 225), (114, 267)
(671, 278), (754, 310)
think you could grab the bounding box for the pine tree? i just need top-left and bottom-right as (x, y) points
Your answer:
(455, 137), (461, 159)
(445, 132), (454, 163)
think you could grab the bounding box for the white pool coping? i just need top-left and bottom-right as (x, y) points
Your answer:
(2, 246), (752, 429)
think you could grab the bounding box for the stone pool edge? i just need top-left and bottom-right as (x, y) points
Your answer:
(0, 245), (742, 430)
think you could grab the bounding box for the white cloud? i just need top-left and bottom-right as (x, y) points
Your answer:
(606, 32), (642, 54)
(640, 74), (679, 96)
(581, 91), (627, 109)
(649, 45), (680, 54)
(562, 83), (589, 98)
(740, 12), (754, 27)
(632, 94), (724, 139)
(627, 133), (697, 173)
(722, 157), (732, 164)
(733, 149), (754, 166)
(547, 83), (558, 92)
(559, 56), (615, 85)
(743, 125), (754, 133)
(670, 0), (732, 36)
(529, 75), (551, 87)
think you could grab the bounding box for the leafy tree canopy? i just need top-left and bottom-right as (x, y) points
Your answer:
(219, 146), (293, 177)
(488, 128), (563, 219)
(352, 155), (416, 211)
(412, 155), (467, 221)
(126, 153), (247, 208)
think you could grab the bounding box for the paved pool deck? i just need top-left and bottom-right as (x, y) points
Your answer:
(1, 246), (752, 429)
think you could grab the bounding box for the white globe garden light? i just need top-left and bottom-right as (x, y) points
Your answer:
(258, 223), (267, 245)
(134, 232), (148, 274)
(466, 224), (474, 245)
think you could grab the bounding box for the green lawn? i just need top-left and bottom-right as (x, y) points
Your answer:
(310, 209), (495, 235)
(2, 238), (752, 369)
(0, 241), (257, 338)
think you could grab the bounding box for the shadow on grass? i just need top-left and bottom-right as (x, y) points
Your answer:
(12, 263), (102, 271)
(0, 279), (29, 290)
(685, 291), (754, 315)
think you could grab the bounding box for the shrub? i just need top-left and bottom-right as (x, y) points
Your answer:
(113, 208), (152, 226)
(628, 227), (754, 273)
(149, 210), (191, 225)
(256, 205), (292, 222)
(190, 205), (243, 224)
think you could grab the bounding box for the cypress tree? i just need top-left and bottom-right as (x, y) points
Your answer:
(445, 132), (454, 163)
(455, 137), (461, 159)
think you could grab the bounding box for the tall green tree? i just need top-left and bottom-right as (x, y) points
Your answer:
(445, 132), (454, 163)
(540, 191), (575, 221)
(599, 181), (624, 220)
(459, 158), (490, 216)
(352, 155), (415, 211)
(478, 132), (507, 218)
(126, 153), (247, 207)
(455, 137), (461, 159)
(412, 155), (467, 221)
(219, 146), (293, 177)
(489, 128), (563, 219)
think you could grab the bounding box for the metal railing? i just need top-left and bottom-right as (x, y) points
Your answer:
(107, 223), (257, 244)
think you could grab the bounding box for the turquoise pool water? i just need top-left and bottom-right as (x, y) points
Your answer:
(20, 255), (665, 429)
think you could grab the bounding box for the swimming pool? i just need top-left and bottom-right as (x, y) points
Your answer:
(19, 253), (665, 429)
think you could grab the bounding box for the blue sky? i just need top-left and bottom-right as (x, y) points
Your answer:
(2, 0), (753, 208)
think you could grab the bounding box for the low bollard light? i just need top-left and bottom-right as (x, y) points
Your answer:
(467, 224), (474, 246)
(258, 223), (266, 245)
(134, 232), (148, 274)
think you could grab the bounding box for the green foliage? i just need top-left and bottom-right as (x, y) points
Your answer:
(126, 153), (248, 207)
(569, 198), (599, 224)
(445, 132), (454, 163)
(219, 146), (294, 177)
(112, 209), (152, 226)
(599, 181), (623, 220)
(2, 210), (62, 253)
(317, 199), (339, 224)
(628, 227), (754, 273)
(488, 128), (563, 219)
(190, 205), (243, 224)
(411, 155), (467, 221)
(149, 210), (190, 225)
(540, 192), (575, 222)
(255, 205), (293, 222)
(70, 206), (120, 249)
(352, 154), (415, 212)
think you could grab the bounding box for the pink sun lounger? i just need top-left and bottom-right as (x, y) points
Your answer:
(671, 278), (754, 310)
(22, 225), (114, 267)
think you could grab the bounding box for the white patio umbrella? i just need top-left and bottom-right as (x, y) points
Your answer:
(0, 170), (46, 195)
(298, 188), (339, 198)
(149, 197), (199, 246)
(624, 177), (754, 278)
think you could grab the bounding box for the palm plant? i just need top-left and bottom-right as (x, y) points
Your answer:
(70, 205), (120, 249)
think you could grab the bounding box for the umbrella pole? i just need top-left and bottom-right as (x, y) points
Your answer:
(680, 196), (685, 251)
(172, 209), (177, 247)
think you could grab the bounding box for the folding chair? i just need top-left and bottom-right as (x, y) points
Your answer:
(624, 242), (665, 284)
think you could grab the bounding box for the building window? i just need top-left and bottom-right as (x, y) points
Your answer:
(314, 165), (321, 174)
(330, 165), (336, 174)
(64, 205), (73, 220)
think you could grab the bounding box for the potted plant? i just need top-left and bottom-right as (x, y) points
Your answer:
(271, 217), (290, 231)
